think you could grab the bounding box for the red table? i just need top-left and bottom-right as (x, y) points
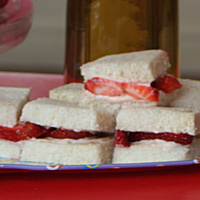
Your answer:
(0, 72), (200, 200)
(1, 166), (200, 200)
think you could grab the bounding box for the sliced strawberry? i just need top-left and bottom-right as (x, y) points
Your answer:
(85, 77), (159, 101)
(115, 130), (193, 147)
(85, 77), (124, 96)
(129, 131), (193, 145)
(114, 130), (130, 147)
(44, 129), (93, 139)
(151, 74), (182, 93)
(0, 122), (50, 142)
(123, 83), (159, 102)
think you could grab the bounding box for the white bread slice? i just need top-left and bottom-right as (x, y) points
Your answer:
(168, 79), (200, 112)
(0, 87), (30, 127)
(78, 91), (171, 132)
(79, 91), (122, 115)
(116, 106), (200, 136)
(49, 83), (84, 104)
(20, 137), (114, 165)
(0, 140), (21, 160)
(79, 91), (122, 133)
(81, 50), (170, 83)
(112, 137), (200, 163)
(20, 98), (114, 133)
(0, 87), (30, 160)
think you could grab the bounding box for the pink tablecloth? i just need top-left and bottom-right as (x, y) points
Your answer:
(0, 72), (64, 100)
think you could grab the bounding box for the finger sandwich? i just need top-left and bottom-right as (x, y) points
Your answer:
(112, 106), (200, 163)
(81, 49), (182, 105)
(0, 86), (30, 160)
(20, 98), (114, 165)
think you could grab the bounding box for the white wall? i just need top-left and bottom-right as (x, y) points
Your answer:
(0, 0), (200, 79)
(0, 0), (66, 74)
(179, 0), (200, 79)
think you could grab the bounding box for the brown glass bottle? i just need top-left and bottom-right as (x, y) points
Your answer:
(65, 0), (178, 83)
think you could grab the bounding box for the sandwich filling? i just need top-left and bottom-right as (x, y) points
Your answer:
(0, 122), (49, 142)
(85, 74), (182, 102)
(114, 130), (194, 147)
(0, 122), (108, 142)
(41, 128), (109, 139)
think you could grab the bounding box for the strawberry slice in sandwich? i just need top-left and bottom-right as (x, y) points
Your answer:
(81, 49), (182, 106)
(19, 98), (114, 165)
(113, 106), (200, 163)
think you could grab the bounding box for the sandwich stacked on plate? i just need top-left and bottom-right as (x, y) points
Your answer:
(80, 49), (181, 106)
(19, 98), (114, 165)
(0, 87), (114, 165)
(51, 50), (182, 108)
(0, 86), (43, 160)
(112, 106), (200, 163)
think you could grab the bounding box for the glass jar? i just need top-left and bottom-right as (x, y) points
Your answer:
(65, 0), (178, 83)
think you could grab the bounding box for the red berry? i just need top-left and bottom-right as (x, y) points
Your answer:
(114, 130), (130, 147)
(85, 75), (181, 101)
(114, 130), (193, 147)
(123, 83), (159, 102)
(85, 77), (159, 102)
(85, 77), (124, 96)
(0, 122), (49, 142)
(0, 0), (8, 8)
(129, 131), (193, 145)
(44, 129), (93, 139)
(151, 74), (182, 93)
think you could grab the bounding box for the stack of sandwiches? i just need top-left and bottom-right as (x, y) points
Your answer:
(51, 50), (182, 135)
(1, 49), (200, 165)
